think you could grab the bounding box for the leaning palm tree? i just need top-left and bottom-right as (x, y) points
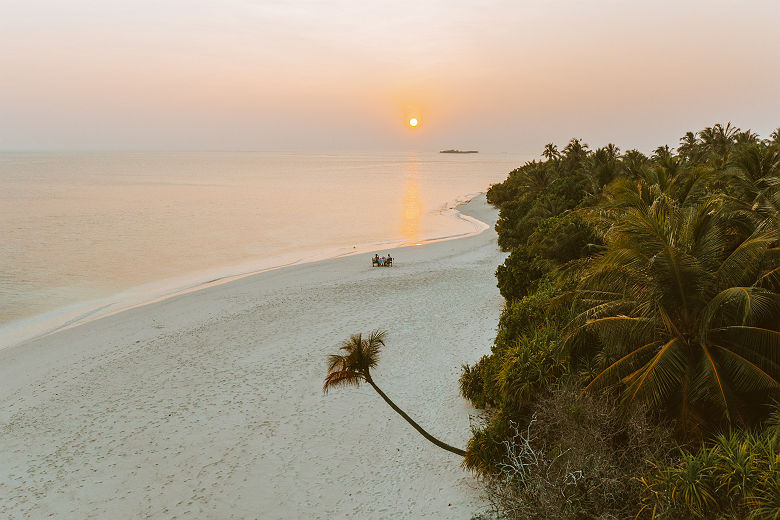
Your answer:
(323, 330), (465, 456)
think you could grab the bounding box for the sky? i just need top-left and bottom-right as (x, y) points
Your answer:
(1, 0), (779, 153)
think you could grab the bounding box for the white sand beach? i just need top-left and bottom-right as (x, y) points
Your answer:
(0, 195), (506, 519)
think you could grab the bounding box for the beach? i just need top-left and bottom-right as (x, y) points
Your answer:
(0, 194), (506, 519)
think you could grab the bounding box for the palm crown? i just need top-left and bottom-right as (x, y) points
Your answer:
(323, 330), (385, 392)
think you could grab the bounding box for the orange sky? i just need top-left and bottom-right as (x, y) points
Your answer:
(1, 0), (779, 152)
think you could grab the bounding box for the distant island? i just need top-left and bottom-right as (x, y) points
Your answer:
(439, 149), (478, 154)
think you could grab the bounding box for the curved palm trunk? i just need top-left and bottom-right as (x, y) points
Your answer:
(365, 378), (466, 457)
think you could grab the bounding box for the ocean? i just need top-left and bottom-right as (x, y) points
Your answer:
(0, 151), (529, 348)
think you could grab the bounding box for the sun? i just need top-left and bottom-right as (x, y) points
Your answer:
(409, 118), (419, 127)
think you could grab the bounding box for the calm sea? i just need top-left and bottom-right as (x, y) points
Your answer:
(0, 151), (529, 348)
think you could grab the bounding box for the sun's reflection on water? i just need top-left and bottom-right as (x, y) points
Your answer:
(401, 157), (422, 242)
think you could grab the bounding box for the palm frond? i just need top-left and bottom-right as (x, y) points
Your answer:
(715, 226), (776, 289)
(700, 287), (779, 336)
(700, 342), (732, 420)
(709, 326), (780, 367)
(582, 340), (661, 394)
(624, 338), (687, 409)
(323, 367), (364, 393)
(710, 344), (780, 392)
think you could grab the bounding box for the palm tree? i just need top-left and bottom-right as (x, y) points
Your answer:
(323, 330), (466, 456)
(542, 143), (560, 162)
(562, 138), (589, 167)
(652, 145), (673, 162)
(677, 131), (701, 163)
(621, 149), (649, 180)
(587, 145), (621, 190)
(698, 123), (739, 165)
(567, 193), (780, 435)
(519, 163), (554, 197)
(728, 142), (780, 224)
(770, 128), (780, 145)
(734, 129), (760, 146)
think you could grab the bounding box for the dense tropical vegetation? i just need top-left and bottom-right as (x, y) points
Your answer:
(463, 124), (780, 519)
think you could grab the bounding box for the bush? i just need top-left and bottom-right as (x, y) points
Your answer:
(494, 280), (562, 349)
(497, 326), (565, 410)
(473, 387), (674, 519)
(639, 425), (780, 519)
(464, 409), (516, 476)
(495, 246), (546, 301)
(528, 213), (600, 264)
(494, 199), (534, 251)
(460, 354), (503, 409)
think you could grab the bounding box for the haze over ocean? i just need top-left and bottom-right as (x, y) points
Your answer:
(0, 151), (528, 347)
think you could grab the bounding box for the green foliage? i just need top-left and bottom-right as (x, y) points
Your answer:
(528, 213), (600, 264)
(567, 180), (780, 433)
(640, 418), (780, 519)
(494, 199), (533, 251)
(459, 354), (503, 409)
(461, 278), (570, 411)
(473, 125), (780, 518)
(488, 159), (592, 252)
(495, 280), (560, 349)
(495, 245), (546, 301)
(497, 326), (565, 409)
(464, 409), (515, 476)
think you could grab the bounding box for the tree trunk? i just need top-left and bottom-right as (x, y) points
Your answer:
(366, 378), (466, 457)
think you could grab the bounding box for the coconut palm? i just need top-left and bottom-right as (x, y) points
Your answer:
(323, 330), (466, 456)
(562, 138), (589, 166)
(770, 128), (780, 146)
(734, 129), (760, 146)
(516, 162), (554, 198)
(567, 192), (780, 434)
(621, 149), (649, 180)
(542, 143), (560, 162)
(700, 123), (739, 152)
(728, 142), (780, 224)
(677, 131), (701, 162)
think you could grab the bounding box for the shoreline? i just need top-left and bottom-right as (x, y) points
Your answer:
(0, 194), (507, 518)
(0, 191), (488, 351)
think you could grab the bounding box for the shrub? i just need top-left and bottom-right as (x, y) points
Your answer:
(494, 280), (561, 349)
(528, 213), (600, 264)
(497, 326), (565, 410)
(495, 246), (546, 301)
(639, 425), (780, 519)
(473, 387), (674, 519)
(464, 409), (516, 476)
(459, 354), (503, 409)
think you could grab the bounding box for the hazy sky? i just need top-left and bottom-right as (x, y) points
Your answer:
(1, 0), (779, 152)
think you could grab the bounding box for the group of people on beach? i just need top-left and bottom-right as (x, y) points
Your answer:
(372, 253), (393, 267)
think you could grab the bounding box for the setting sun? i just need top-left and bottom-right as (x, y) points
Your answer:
(409, 118), (419, 127)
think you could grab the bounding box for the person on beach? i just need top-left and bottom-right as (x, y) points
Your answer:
(379, 256), (386, 266)
(374, 254), (379, 263)
(387, 255), (393, 266)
